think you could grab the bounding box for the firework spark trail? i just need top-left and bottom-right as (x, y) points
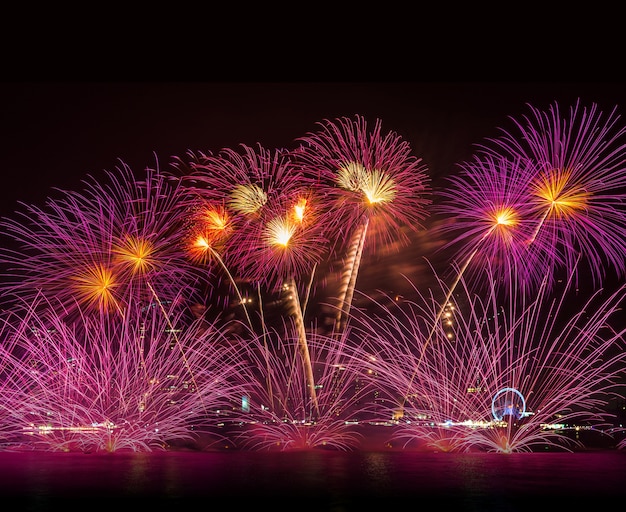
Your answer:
(173, 148), (301, 412)
(293, 115), (431, 337)
(0, 293), (248, 452)
(334, 218), (368, 336)
(282, 277), (319, 416)
(347, 263), (626, 453)
(173, 144), (326, 417)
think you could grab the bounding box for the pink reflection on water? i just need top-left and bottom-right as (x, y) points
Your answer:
(1, 450), (625, 509)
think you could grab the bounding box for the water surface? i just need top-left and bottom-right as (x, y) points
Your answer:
(1, 450), (625, 511)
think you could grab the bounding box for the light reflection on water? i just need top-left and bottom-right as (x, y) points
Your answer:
(1, 450), (626, 511)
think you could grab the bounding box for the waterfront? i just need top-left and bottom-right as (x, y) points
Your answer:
(1, 449), (625, 511)
(2, 88), (626, 512)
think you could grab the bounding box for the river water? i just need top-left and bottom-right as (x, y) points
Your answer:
(1, 449), (625, 511)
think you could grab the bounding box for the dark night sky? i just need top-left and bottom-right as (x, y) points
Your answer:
(1, 82), (625, 298)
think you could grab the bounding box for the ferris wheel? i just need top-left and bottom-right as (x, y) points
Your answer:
(491, 387), (526, 421)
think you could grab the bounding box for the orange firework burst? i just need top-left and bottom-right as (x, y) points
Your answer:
(112, 235), (157, 277)
(184, 203), (233, 265)
(70, 263), (120, 314)
(0, 161), (207, 320)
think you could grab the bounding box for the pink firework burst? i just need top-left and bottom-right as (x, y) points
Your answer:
(434, 154), (558, 295)
(477, 99), (626, 290)
(293, 115), (431, 334)
(0, 292), (249, 452)
(294, 114), (431, 252)
(346, 264), (626, 453)
(0, 160), (206, 320)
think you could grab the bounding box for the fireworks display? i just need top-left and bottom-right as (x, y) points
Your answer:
(0, 101), (625, 453)
(475, 100), (626, 290)
(346, 265), (626, 453)
(0, 292), (249, 452)
(293, 115), (431, 335)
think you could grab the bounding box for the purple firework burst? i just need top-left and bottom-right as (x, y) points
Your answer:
(345, 265), (626, 453)
(434, 153), (561, 295)
(0, 160), (206, 320)
(0, 292), (249, 452)
(476, 99), (626, 290)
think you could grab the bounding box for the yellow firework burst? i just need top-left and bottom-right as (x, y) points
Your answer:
(202, 206), (231, 232)
(492, 205), (518, 227)
(531, 168), (590, 220)
(292, 197), (308, 223)
(112, 235), (157, 276)
(489, 205), (520, 244)
(336, 162), (396, 205)
(229, 183), (268, 215)
(362, 168), (396, 205)
(264, 215), (297, 248)
(184, 205), (232, 264)
(71, 263), (118, 312)
(186, 232), (216, 264)
(336, 161), (368, 191)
